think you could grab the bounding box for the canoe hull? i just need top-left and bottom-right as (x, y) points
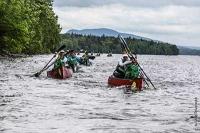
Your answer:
(108, 75), (143, 91)
(47, 66), (72, 79)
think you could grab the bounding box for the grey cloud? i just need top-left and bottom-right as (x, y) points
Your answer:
(54, 0), (200, 7)
(53, 1), (200, 46)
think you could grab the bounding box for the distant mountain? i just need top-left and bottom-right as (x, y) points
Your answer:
(180, 46), (200, 50)
(178, 46), (200, 55)
(67, 28), (153, 41)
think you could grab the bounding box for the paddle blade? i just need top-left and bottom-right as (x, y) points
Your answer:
(34, 72), (41, 77)
(88, 55), (95, 60)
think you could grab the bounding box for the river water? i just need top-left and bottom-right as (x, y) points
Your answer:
(0, 54), (200, 133)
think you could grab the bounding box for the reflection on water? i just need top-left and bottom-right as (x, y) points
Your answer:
(0, 54), (200, 133)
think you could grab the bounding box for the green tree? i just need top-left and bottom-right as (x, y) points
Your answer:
(0, 0), (61, 54)
(61, 33), (179, 55)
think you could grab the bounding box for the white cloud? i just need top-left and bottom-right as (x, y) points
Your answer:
(53, 2), (200, 46)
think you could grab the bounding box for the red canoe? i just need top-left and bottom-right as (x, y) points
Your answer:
(47, 66), (73, 79)
(108, 75), (143, 91)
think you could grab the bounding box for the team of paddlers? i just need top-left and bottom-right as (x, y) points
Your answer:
(34, 36), (156, 91)
(53, 50), (92, 72)
(51, 49), (140, 80)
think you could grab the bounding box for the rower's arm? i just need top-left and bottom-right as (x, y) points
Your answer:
(118, 60), (132, 66)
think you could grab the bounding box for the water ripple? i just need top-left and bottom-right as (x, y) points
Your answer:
(0, 55), (200, 132)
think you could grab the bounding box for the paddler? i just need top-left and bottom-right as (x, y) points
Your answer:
(53, 50), (68, 70)
(81, 50), (90, 66)
(113, 54), (140, 79)
(66, 50), (80, 72)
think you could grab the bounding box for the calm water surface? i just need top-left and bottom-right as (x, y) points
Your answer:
(0, 54), (200, 133)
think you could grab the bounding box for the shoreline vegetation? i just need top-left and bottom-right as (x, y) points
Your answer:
(61, 33), (179, 55)
(0, 0), (61, 55)
(0, 51), (29, 59)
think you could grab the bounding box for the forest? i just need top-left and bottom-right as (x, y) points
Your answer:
(0, 0), (61, 55)
(61, 33), (179, 55)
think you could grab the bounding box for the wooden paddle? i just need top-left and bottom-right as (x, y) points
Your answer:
(34, 45), (66, 77)
(119, 35), (156, 89)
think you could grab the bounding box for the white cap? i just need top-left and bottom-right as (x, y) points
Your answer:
(60, 50), (65, 53)
(122, 54), (128, 57)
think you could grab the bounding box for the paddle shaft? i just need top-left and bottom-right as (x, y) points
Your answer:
(43, 60), (56, 71)
(37, 57), (56, 74)
(34, 45), (66, 77)
(140, 73), (150, 87)
(39, 55), (55, 73)
(119, 36), (156, 89)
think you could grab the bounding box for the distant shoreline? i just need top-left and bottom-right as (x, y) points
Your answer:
(0, 53), (199, 60)
(0, 53), (30, 60)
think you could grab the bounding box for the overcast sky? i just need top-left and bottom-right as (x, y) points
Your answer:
(53, 0), (200, 47)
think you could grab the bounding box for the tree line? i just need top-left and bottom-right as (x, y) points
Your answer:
(0, 0), (61, 55)
(61, 33), (179, 55)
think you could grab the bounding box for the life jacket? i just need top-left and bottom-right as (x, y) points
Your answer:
(67, 56), (77, 65)
(54, 58), (64, 69)
(81, 54), (91, 66)
(124, 64), (140, 79)
(114, 58), (140, 79)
